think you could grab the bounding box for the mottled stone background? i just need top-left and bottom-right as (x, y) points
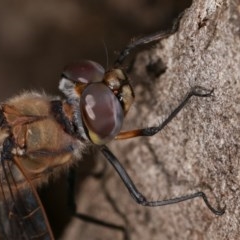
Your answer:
(1, 0), (239, 240)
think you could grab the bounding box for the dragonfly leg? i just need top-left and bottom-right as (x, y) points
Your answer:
(114, 12), (183, 67)
(100, 145), (225, 215)
(116, 86), (214, 140)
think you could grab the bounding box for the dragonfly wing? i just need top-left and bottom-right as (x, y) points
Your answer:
(0, 156), (54, 240)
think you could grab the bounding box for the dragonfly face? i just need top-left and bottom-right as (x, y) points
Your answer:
(0, 60), (134, 239)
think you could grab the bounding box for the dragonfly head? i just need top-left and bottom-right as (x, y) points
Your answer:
(59, 60), (134, 145)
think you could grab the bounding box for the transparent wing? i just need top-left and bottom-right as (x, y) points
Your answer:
(0, 155), (54, 240)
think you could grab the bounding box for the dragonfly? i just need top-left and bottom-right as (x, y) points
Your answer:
(0, 23), (225, 240)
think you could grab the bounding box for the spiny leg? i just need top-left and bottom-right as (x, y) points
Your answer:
(100, 145), (225, 215)
(114, 12), (183, 67)
(67, 168), (130, 240)
(116, 86), (214, 140)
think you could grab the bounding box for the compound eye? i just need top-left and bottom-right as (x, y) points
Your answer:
(62, 60), (105, 83)
(80, 83), (124, 145)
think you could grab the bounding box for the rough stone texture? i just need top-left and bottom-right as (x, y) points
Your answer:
(0, 0), (239, 239)
(63, 0), (240, 239)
